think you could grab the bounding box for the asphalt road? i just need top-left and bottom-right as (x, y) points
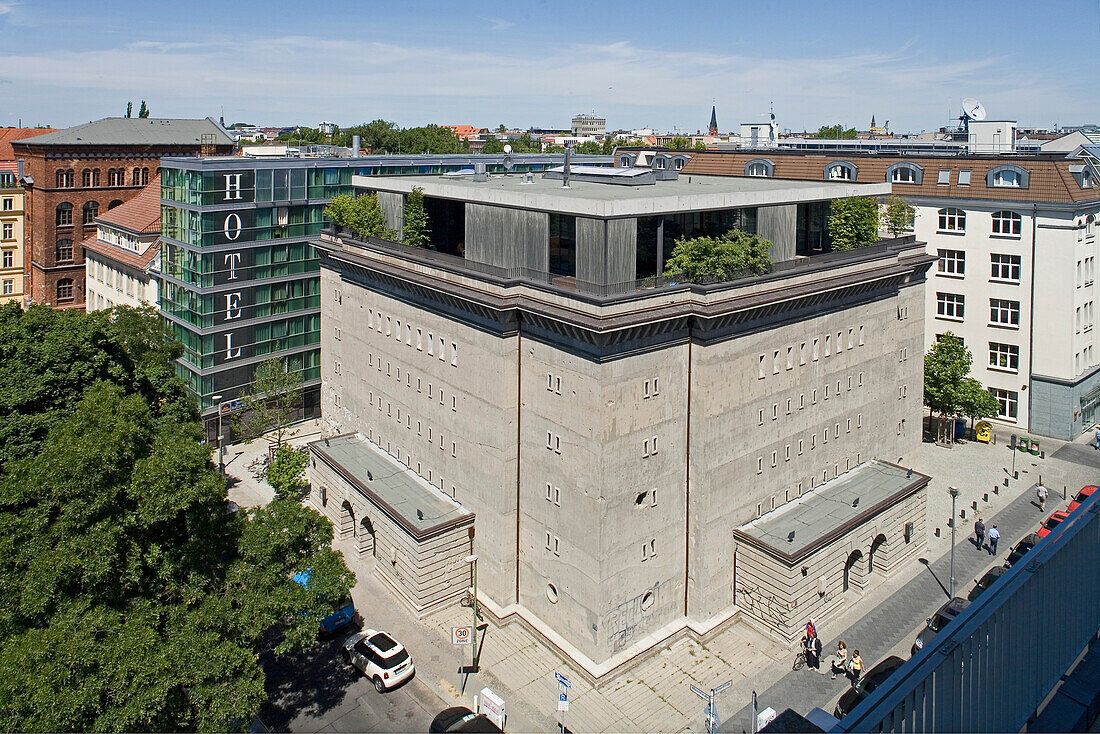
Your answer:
(259, 629), (450, 733)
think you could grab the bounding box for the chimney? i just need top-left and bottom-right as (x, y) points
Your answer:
(562, 144), (572, 189)
(351, 135), (361, 157)
(473, 162), (487, 182)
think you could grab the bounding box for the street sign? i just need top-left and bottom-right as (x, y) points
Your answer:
(452, 626), (472, 645)
(690, 685), (708, 700)
(558, 693), (569, 712)
(555, 672), (571, 689)
(219, 399), (245, 415)
(714, 680), (733, 694)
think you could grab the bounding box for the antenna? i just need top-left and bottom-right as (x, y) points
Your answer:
(961, 97), (987, 121)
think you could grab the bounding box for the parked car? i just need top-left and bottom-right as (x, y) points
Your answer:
(967, 566), (1008, 601)
(1068, 485), (1097, 513)
(291, 569), (356, 635)
(833, 656), (906, 719)
(344, 629), (415, 692)
(1037, 510), (1070, 538)
(1004, 532), (1042, 568)
(911, 597), (970, 655)
(430, 706), (504, 733)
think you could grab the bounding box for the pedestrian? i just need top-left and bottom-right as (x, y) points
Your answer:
(988, 524), (1000, 555)
(1037, 483), (1049, 511)
(813, 635), (823, 671)
(831, 641), (849, 680)
(1094, 427), (1100, 450)
(805, 618), (817, 641)
(974, 517), (986, 550)
(849, 650), (864, 683)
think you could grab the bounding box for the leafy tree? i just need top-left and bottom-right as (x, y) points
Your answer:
(126, 101), (133, 118)
(574, 140), (602, 155)
(663, 229), (772, 280)
(324, 193), (397, 240)
(138, 100), (150, 119)
(667, 135), (691, 149)
(828, 197), (881, 251)
(323, 193), (355, 228)
(266, 445), (310, 500)
(237, 357), (303, 449)
(402, 187), (430, 248)
(815, 123), (858, 139)
(883, 194), (917, 238)
(481, 136), (505, 154)
(923, 332), (999, 445)
(694, 140), (708, 150)
(0, 305), (354, 731)
(600, 136), (620, 155)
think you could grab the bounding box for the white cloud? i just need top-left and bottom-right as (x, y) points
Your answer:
(481, 16), (515, 30)
(0, 1), (19, 15)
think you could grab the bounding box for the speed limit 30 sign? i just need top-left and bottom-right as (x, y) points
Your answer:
(452, 626), (473, 645)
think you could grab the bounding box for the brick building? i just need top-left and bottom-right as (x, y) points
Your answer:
(12, 117), (233, 309)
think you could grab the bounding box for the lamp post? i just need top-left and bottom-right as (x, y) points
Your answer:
(948, 486), (960, 597)
(466, 554), (479, 673)
(213, 394), (224, 474)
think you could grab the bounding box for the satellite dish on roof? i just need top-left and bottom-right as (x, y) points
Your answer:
(503, 144), (513, 154)
(503, 155), (514, 171)
(961, 98), (987, 121)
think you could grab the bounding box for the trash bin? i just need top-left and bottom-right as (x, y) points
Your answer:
(1029, 439), (1040, 455)
(1018, 437), (1030, 452)
(955, 417), (967, 439)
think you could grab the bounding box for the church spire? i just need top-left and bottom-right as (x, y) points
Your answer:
(708, 104), (718, 136)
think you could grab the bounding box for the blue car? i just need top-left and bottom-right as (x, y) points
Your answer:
(292, 570), (356, 635)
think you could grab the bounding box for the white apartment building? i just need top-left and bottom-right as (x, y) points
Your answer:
(682, 148), (1100, 439)
(83, 177), (160, 311)
(571, 114), (606, 138)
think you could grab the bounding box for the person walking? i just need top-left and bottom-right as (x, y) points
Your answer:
(988, 524), (1000, 555)
(1094, 427), (1099, 450)
(974, 517), (986, 550)
(1037, 483), (1049, 512)
(831, 641), (849, 680)
(849, 650), (864, 683)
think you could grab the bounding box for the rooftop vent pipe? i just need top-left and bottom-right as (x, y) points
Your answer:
(473, 162), (487, 182)
(351, 135), (361, 157)
(562, 144), (572, 188)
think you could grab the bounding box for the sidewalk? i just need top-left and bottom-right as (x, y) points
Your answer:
(225, 420), (324, 508)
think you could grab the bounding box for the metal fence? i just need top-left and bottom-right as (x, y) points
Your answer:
(835, 489), (1100, 733)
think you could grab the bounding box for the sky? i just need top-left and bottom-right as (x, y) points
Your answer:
(2, 0), (1098, 134)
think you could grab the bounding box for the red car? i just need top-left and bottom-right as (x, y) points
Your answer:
(1068, 485), (1097, 513)
(1037, 510), (1070, 538)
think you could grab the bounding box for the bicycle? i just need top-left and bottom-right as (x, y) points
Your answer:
(792, 650), (807, 670)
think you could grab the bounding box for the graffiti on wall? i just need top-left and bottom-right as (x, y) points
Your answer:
(605, 581), (662, 653)
(737, 584), (792, 627)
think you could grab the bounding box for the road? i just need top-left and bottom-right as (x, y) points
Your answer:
(258, 629), (450, 733)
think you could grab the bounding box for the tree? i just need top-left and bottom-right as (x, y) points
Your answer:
(402, 187), (430, 248)
(828, 197), (881, 251)
(600, 136), (620, 155)
(694, 140), (708, 150)
(883, 194), (917, 238)
(323, 193), (397, 240)
(265, 445), (310, 500)
(663, 229), (773, 280)
(126, 101), (133, 118)
(574, 140), (601, 155)
(667, 135), (691, 149)
(138, 100), (150, 119)
(481, 137), (505, 154)
(0, 305), (354, 731)
(815, 124), (858, 139)
(237, 357), (303, 449)
(924, 332), (998, 445)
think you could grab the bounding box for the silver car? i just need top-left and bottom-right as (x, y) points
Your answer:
(343, 629), (415, 692)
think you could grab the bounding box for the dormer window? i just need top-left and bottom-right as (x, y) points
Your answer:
(825, 161), (857, 181)
(987, 164), (1029, 189)
(745, 159), (774, 177)
(886, 162), (923, 185)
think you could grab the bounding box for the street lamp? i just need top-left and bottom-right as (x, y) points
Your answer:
(213, 394), (224, 474)
(948, 486), (960, 597)
(466, 554), (479, 673)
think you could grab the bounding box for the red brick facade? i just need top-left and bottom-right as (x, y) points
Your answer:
(13, 141), (231, 309)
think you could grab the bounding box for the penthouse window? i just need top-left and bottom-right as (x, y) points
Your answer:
(825, 161), (857, 181)
(548, 213), (577, 278)
(937, 207), (965, 232)
(886, 162), (923, 185)
(991, 210), (1021, 236)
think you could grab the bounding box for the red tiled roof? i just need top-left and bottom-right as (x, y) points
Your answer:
(96, 175), (161, 233)
(81, 232), (158, 271)
(0, 128), (56, 160)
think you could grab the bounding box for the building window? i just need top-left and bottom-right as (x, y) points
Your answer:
(936, 292), (965, 319)
(56, 278), (74, 301)
(937, 169), (951, 185)
(55, 239), (73, 262)
(990, 298), (1020, 327)
(886, 162), (923, 184)
(958, 169), (971, 186)
(55, 169), (73, 188)
(108, 199), (123, 210)
(1, 279), (11, 295)
(937, 207), (965, 232)
(82, 200), (98, 225)
(988, 165), (1028, 189)
(141, 167), (149, 185)
(990, 254), (1021, 282)
(2, 223), (11, 240)
(1, 198), (10, 211)
(55, 202), (73, 226)
(989, 342), (1019, 371)
(81, 169), (91, 187)
(825, 161), (857, 181)
(745, 159), (774, 177)
(92, 169), (100, 186)
(2, 250), (11, 267)
(991, 210), (1022, 236)
(990, 388), (1018, 420)
(937, 249), (965, 276)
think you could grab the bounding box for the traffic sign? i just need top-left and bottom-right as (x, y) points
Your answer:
(690, 685), (708, 700)
(452, 626), (473, 645)
(558, 693), (569, 711)
(555, 672), (571, 689)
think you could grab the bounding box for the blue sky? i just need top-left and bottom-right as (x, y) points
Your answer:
(3, 0), (1098, 133)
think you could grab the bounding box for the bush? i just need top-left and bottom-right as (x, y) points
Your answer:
(663, 230), (772, 280)
(402, 187), (430, 248)
(828, 197), (881, 251)
(324, 193), (397, 240)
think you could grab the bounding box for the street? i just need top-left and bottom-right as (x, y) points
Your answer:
(258, 629), (448, 733)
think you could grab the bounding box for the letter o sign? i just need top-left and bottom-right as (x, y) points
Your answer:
(223, 212), (242, 241)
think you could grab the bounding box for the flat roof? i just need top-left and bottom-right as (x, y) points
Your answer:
(160, 152), (613, 170)
(352, 171), (891, 218)
(734, 460), (930, 563)
(309, 433), (472, 540)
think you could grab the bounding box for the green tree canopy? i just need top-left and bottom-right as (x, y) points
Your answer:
(402, 187), (430, 248)
(0, 305), (354, 731)
(324, 193), (398, 241)
(694, 140), (708, 150)
(573, 140), (602, 154)
(828, 197), (881, 251)
(883, 194), (917, 238)
(237, 357), (304, 449)
(663, 229), (773, 280)
(266, 445), (310, 500)
(815, 123), (858, 139)
(667, 135), (691, 149)
(924, 332), (999, 444)
(481, 136), (505, 154)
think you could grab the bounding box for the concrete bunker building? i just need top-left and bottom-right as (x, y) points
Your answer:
(308, 164), (934, 677)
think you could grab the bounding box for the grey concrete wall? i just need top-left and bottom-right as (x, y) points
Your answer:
(757, 204), (797, 263)
(1030, 367), (1100, 440)
(465, 203), (506, 269)
(377, 191), (405, 239)
(576, 217), (606, 286)
(607, 218), (638, 284)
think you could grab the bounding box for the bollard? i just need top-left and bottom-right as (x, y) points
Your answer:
(1064, 485), (1067, 500)
(972, 500), (978, 511)
(1014, 471), (1019, 480)
(1041, 450), (1045, 460)
(960, 508), (967, 519)
(994, 484), (1000, 495)
(934, 527), (941, 537)
(983, 493), (989, 502)
(1003, 478), (1009, 487)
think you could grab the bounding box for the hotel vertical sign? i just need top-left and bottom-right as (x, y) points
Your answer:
(215, 169), (257, 366)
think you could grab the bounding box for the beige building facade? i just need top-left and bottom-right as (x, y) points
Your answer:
(0, 164), (25, 304)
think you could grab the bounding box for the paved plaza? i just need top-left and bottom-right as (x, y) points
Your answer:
(316, 427), (1098, 733)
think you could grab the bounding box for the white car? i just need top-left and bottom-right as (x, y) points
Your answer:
(343, 629), (415, 692)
